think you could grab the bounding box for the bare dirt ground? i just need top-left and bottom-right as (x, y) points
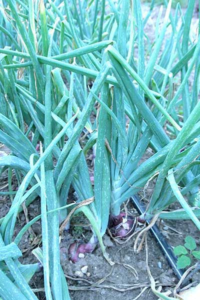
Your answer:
(1, 196), (198, 300)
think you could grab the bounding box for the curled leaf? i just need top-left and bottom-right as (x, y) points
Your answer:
(192, 250), (200, 260)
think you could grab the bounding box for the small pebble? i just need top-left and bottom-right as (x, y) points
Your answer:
(124, 255), (130, 262)
(75, 271), (83, 278)
(86, 272), (90, 277)
(103, 235), (114, 248)
(78, 253), (85, 258)
(101, 290), (106, 295)
(81, 266), (88, 274)
(137, 261), (146, 271)
(158, 262), (162, 269)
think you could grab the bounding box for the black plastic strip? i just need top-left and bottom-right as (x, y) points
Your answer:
(131, 195), (185, 280)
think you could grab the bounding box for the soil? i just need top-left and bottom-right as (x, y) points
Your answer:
(1, 189), (200, 300)
(0, 3), (200, 300)
(60, 211), (176, 300)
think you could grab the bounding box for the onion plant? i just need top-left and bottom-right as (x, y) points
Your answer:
(0, 0), (199, 299)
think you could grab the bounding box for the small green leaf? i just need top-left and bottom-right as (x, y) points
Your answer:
(173, 245), (188, 256)
(177, 255), (191, 269)
(192, 251), (200, 260)
(184, 236), (196, 251)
